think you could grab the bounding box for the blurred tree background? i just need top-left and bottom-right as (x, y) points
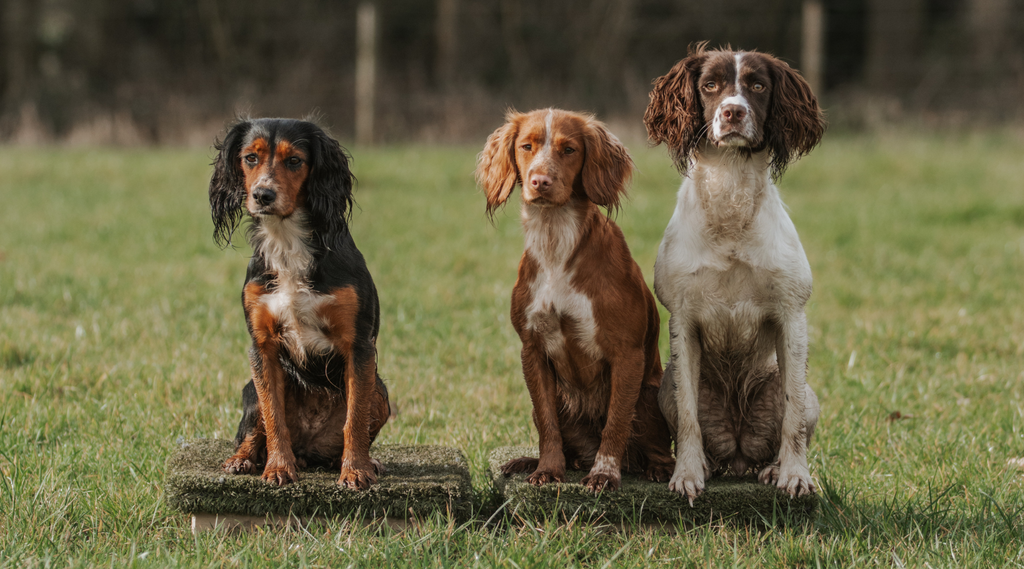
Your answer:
(1, 0), (1022, 144)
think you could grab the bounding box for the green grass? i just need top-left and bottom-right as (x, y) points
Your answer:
(1, 130), (1024, 566)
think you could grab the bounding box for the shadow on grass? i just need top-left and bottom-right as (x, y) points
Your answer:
(816, 473), (1024, 544)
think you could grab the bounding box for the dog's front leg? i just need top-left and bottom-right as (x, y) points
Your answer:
(243, 283), (298, 485)
(520, 338), (566, 485)
(661, 314), (708, 505)
(338, 344), (379, 490)
(759, 311), (815, 497)
(582, 351), (645, 492)
(249, 345), (299, 485)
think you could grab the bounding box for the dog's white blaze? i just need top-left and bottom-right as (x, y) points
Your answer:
(712, 53), (755, 143)
(735, 53), (744, 92)
(526, 108), (555, 180)
(521, 205), (602, 361)
(253, 172), (274, 188)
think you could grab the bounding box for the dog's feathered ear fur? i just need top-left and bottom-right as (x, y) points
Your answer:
(763, 57), (826, 180)
(209, 121), (251, 247)
(643, 41), (709, 171)
(476, 111), (523, 218)
(581, 119), (634, 212)
(306, 127), (354, 238)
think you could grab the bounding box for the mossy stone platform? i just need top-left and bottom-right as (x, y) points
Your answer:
(166, 439), (472, 531)
(489, 446), (817, 526)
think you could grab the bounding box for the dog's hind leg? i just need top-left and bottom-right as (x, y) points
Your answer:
(629, 381), (675, 482)
(233, 379), (260, 446)
(222, 379), (267, 474)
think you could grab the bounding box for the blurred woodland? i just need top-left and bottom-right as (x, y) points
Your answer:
(2, 0), (1023, 144)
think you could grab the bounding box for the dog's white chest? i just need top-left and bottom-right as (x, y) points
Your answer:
(689, 261), (775, 351)
(655, 175), (812, 356)
(261, 279), (335, 363)
(520, 206), (603, 361)
(525, 262), (602, 361)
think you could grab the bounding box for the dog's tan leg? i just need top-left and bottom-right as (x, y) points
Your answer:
(582, 351), (646, 492)
(249, 348), (299, 485)
(244, 283), (299, 486)
(761, 311), (815, 497)
(338, 349), (379, 489)
(663, 314), (708, 505)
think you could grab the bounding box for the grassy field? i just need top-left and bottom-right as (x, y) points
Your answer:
(1, 130), (1024, 567)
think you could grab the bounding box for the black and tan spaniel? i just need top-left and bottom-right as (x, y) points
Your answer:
(209, 118), (390, 489)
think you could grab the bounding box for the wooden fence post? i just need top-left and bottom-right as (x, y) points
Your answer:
(356, 2), (376, 146)
(801, 0), (825, 95)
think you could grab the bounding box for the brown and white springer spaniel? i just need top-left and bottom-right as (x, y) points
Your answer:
(477, 108), (674, 492)
(643, 44), (826, 502)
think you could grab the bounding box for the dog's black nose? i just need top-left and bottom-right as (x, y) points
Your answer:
(253, 187), (276, 206)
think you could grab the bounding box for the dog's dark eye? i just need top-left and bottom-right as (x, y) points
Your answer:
(703, 81), (717, 91)
(286, 156), (303, 167)
(522, 144), (532, 152)
(563, 147), (575, 155)
(751, 83), (765, 92)
(244, 153), (258, 166)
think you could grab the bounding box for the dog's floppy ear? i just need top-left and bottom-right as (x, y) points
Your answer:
(643, 41), (709, 170)
(306, 125), (355, 236)
(476, 111), (523, 218)
(581, 119), (634, 211)
(209, 120), (251, 247)
(763, 57), (826, 180)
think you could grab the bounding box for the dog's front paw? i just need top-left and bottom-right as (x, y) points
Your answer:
(759, 462), (815, 497)
(582, 456), (621, 492)
(370, 457), (386, 476)
(777, 465), (816, 497)
(338, 464), (378, 490)
(525, 467), (565, 486)
(262, 461), (299, 485)
(581, 471), (620, 492)
(668, 469), (705, 505)
(222, 454), (259, 475)
(668, 451), (708, 506)
(501, 457), (539, 476)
